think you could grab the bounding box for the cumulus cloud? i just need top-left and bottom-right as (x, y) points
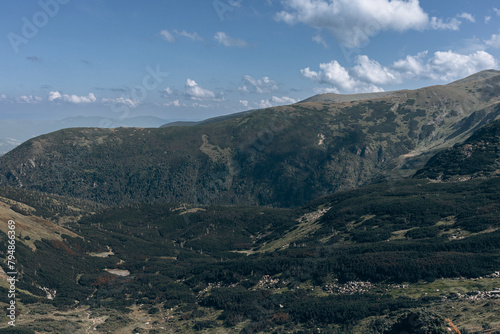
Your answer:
(425, 50), (497, 81)
(239, 100), (249, 107)
(257, 99), (273, 108)
(185, 79), (217, 100)
(457, 12), (475, 23)
(301, 50), (497, 93)
(301, 59), (384, 93)
(271, 96), (298, 104)
(48, 91), (97, 104)
(256, 96), (298, 109)
(160, 30), (175, 43)
(239, 75), (279, 93)
(164, 100), (181, 107)
(276, 0), (429, 48)
(48, 91), (61, 101)
(192, 102), (210, 108)
(392, 51), (428, 77)
(163, 87), (175, 96)
(214, 32), (248, 47)
(392, 51), (496, 81)
(162, 80), (222, 102)
(494, 8), (500, 16)
(429, 17), (461, 31)
(485, 33), (500, 48)
(16, 95), (42, 104)
(276, 0), (475, 48)
(101, 97), (140, 108)
(352, 55), (399, 85)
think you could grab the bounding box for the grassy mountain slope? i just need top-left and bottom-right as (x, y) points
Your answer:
(0, 71), (499, 207)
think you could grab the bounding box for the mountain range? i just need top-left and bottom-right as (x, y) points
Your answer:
(0, 70), (499, 333)
(0, 70), (499, 207)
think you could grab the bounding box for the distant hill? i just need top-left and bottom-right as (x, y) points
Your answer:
(160, 109), (257, 127)
(0, 71), (499, 207)
(0, 115), (169, 155)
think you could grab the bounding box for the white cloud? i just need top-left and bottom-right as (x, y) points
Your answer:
(162, 80), (222, 102)
(185, 79), (216, 100)
(276, 0), (429, 48)
(163, 87), (174, 95)
(160, 30), (175, 43)
(312, 34), (328, 48)
(192, 102), (210, 108)
(301, 59), (384, 93)
(485, 16), (491, 24)
(426, 50), (497, 81)
(392, 50), (496, 81)
(271, 96), (297, 104)
(494, 8), (500, 16)
(392, 51), (428, 77)
(101, 97), (140, 108)
(174, 30), (203, 41)
(48, 91), (97, 104)
(352, 55), (399, 85)
(161, 29), (204, 43)
(257, 99), (273, 108)
(16, 95), (42, 104)
(485, 33), (500, 48)
(164, 100), (181, 107)
(256, 96), (298, 109)
(276, 0), (473, 47)
(0, 94), (7, 101)
(457, 12), (475, 23)
(240, 75), (279, 93)
(214, 32), (248, 47)
(48, 91), (61, 101)
(301, 50), (497, 93)
(239, 100), (249, 107)
(429, 17), (461, 30)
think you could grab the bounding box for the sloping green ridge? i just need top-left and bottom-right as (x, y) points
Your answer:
(1, 71), (500, 207)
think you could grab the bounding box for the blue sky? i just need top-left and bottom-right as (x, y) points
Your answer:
(1, 0), (500, 122)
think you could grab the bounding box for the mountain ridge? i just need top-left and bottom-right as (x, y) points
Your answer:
(0, 115), (170, 156)
(0, 71), (499, 207)
(1, 71), (500, 332)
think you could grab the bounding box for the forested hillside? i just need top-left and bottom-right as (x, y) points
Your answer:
(0, 71), (499, 207)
